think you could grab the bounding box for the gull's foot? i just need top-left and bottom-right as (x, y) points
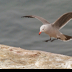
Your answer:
(51, 38), (60, 42)
(44, 39), (51, 42)
(44, 40), (49, 42)
(44, 38), (51, 42)
(51, 39), (57, 42)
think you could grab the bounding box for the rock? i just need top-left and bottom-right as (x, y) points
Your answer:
(0, 44), (72, 69)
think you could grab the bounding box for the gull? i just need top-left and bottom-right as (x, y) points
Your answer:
(21, 12), (72, 42)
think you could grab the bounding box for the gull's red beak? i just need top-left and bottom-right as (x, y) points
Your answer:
(39, 32), (41, 35)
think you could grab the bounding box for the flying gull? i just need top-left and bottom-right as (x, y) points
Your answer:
(21, 12), (72, 42)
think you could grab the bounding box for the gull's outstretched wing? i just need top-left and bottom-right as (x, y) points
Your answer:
(21, 15), (50, 24)
(52, 12), (72, 29)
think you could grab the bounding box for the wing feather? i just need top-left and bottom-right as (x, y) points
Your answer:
(52, 12), (72, 29)
(21, 15), (50, 24)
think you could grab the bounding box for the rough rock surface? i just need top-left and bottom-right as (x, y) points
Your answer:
(0, 44), (72, 69)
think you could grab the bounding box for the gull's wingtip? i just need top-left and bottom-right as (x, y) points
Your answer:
(21, 15), (34, 18)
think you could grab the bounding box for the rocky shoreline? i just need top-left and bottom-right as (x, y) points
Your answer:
(0, 44), (72, 69)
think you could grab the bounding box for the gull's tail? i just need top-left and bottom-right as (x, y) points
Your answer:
(63, 34), (72, 41)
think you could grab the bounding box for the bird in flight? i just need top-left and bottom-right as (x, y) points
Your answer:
(21, 12), (72, 42)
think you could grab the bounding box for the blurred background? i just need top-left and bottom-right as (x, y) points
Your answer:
(0, 0), (72, 56)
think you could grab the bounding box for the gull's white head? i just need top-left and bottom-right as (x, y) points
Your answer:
(39, 25), (47, 35)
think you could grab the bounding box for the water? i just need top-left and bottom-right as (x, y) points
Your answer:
(0, 0), (72, 56)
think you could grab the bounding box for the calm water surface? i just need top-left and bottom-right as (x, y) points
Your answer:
(0, 0), (72, 56)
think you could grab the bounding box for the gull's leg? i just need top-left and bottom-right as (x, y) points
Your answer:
(51, 38), (60, 42)
(44, 37), (51, 42)
(51, 39), (58, 42)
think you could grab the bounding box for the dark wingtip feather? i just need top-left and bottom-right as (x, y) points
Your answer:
(21, 16), (33, 18)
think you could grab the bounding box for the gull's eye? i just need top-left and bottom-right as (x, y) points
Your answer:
(42, 26), (45, 30)
(42, 29), (44, 30)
